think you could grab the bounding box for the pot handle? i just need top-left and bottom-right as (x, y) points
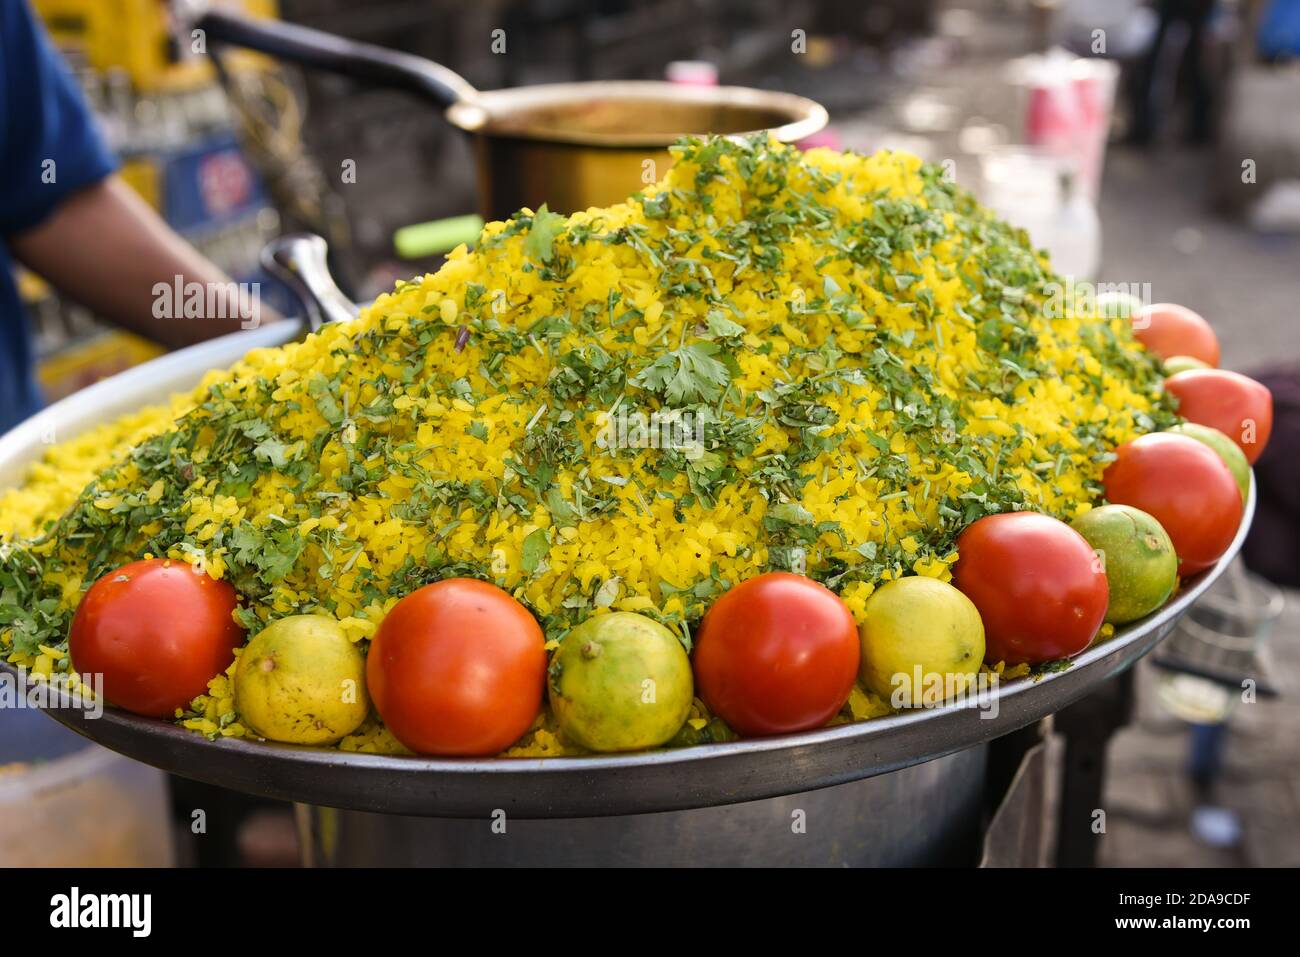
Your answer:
(260, 234), (359, 335)
(196, 8), (478, 111)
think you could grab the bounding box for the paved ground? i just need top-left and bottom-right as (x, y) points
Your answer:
(1100, 145), (1300, 374)
(1100, 614), (1300, 867)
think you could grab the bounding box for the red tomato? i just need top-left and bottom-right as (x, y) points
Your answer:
(1165, 368), (1273, 465)
(69, 558), (244, 717)
(367, 578), (545, 756)
(692, 572), (859, 737)
(953, 513), (1108, 665)
(1132, 303), (1220, 367)
(1103, 433), (1243, 576)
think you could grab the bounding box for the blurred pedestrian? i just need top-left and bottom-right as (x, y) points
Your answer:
(1127, 0), (1218, 145)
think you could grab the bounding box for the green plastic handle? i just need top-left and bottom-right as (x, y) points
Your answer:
(393, 214), (485, 259)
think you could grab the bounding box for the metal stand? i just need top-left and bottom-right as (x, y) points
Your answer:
(1053, 669), (1136, 867)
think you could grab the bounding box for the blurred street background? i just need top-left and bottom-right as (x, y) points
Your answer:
(5, 0), (1298, 866)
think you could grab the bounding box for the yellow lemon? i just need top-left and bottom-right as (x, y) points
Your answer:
(859, 577), (985, 708)
(234, 614), (369, 745)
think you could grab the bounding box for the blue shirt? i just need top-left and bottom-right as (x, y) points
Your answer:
(0, 0), (117, 434)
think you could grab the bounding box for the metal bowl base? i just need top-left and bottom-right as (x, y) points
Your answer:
(295, 746), (987, 867)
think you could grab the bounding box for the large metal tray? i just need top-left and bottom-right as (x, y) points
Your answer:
(0, 323), (1253, 818)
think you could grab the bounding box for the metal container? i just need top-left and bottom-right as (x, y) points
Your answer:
(297, 746), (987, 867)
(191, 7), (827, 219)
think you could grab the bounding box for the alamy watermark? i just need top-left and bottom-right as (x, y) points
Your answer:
(0, 670), (103, 719)
(49, 887), (150, 937)
(1043, 278), (1153, 323)
(151, 275), (263, 330)
(594, 407), (706, 460)
(888, 667), (1001, 718)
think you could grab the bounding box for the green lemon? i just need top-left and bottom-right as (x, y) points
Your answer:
(1163, 354), (1210, 376)
(548, 612), (693, 752)
(1070, 505), (1178, 625)
(859, 577), (985, 708)
(1166, 422), (1250, 501)
(234, 614), (370, 745)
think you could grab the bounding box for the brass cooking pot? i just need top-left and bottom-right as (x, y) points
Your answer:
(197, 9), (828, 220)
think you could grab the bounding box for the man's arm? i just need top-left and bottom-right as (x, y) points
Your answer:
(9, 176), (279, 348)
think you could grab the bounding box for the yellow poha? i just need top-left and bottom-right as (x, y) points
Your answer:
(0, 135), (1172, 754)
